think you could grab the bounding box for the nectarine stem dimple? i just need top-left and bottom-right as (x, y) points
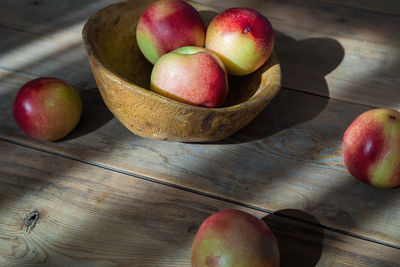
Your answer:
(389, 115), (396, 121)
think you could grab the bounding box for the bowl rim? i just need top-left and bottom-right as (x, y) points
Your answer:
(82, 0), (281, 114)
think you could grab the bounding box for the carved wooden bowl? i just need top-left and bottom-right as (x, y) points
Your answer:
(82, 0), (281, 142)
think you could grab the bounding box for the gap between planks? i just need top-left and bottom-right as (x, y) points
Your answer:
(281, 86), (379, 110)
(1, 136), (398, 251)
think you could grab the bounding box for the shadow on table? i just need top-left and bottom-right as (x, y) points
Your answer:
(263, 209), (324, 267)
(219, 31), (345, 144)
(62, 89), (114, 141)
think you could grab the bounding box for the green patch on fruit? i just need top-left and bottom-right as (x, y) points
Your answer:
(173, 46), (202, 55)
(217, 52), (250, 76)
(370, 152), (398, 187)
(137, 30), (159, 64)
(45, 99), (56, 109)
(58, 85), (82, 110)
(216, 33), (258, 75)
(152, 1), (176, 20)
(194, 238), (231, 266)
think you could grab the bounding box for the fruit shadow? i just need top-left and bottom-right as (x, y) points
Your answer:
(262, 209), (324, 267)
(219, 31), (345, 144)
(61, 88), (114, 141)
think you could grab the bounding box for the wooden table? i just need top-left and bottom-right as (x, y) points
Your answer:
(0, 0), (399, 266)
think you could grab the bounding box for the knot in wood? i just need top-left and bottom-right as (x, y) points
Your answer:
(24, 209), (40, 233)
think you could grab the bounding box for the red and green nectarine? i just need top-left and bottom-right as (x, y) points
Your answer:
(13, 77), (82, 142)
(342, 108), (400, 188)
(206, 8), (274, 76)
(150, 46), (229, 107)
(136, 0), (206, 64)
(191, 209), (280, 267)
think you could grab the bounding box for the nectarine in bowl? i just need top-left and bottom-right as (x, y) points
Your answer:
(82, 0), (281, 142)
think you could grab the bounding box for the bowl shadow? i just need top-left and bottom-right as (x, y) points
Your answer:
(219, 31), (345, 144)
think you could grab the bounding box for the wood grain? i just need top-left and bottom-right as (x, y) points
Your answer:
(0, 0), (399, 109)
(1, 69), (399, 247)
(0, 141), (399, 266)
(317, 0), (400, 16)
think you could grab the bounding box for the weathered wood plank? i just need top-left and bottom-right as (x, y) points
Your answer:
(0, 27), (96, 89)
(0, 141), (399, 266)
(0, 0), (121, 42)
(1, 69), (399, 247)
(0, 0), (399, 109)
(317, 0), (400, 16)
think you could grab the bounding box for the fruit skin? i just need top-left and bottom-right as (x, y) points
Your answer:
(191, 209), (280, 267)
(150, 46), (229, 108)
(342, 108), (400, 188)
(13, 77), (82, 142)
(136, 0), (206, 64)
(205, 7), (274, 76)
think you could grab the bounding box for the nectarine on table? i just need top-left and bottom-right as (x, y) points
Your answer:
(191, 209), (280, 267)
(13, 77), (82, 142)
(342, 108), (400, 188)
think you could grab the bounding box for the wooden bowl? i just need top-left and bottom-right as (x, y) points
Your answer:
(82, 0), (281, 142)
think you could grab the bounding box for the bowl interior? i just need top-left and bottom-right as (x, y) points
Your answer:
(91, 0), (269, 108)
